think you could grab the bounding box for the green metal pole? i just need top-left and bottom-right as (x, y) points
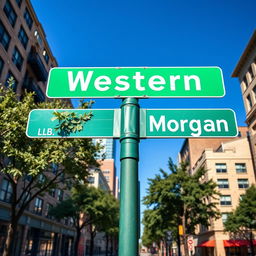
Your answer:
(119, 98), (140, 256)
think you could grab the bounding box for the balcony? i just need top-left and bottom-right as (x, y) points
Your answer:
(28, 50), (48, 82)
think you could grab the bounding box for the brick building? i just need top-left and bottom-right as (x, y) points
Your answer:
(0, 0), (75, 255)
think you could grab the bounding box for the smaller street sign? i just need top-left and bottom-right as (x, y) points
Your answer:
(188, 240), (193, 245)
(26, 109), (120, 138)
(140, 109), (238, 138)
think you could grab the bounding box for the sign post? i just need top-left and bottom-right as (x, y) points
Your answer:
(119, 98), (140, 256)
(26, 66), (239, 256)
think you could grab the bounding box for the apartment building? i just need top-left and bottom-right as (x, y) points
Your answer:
(179, 128), (255, 256)
(232, 30), (256, 173)
(0, 1), (75, 255)
(0, 0), (57, 101)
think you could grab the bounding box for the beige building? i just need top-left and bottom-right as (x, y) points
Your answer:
(179, 128), (255, 256)
(88, 168), (110, 192)
(232, 30), (256, 173)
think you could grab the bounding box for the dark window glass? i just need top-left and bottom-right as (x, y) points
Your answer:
(220, 195), (231, 206)
(216, 163), (227, 173)
(248, 66), (254, 81)
(5, 71), (18, 91)
(243, 76), (248, 88)
(43, 49), (49, 64)
(235, 163), (247, 173)
(0, 57), (4, 75)
(12, 47), (23, 71)
(217, 179), (229, 189)
(33, 197), (43, 215)
(253, 86), (256, 101)
(18, 26), (28, 49)
(45, 203), (53, 219)
(24, 8), (33, 29)
(247, 95), (253, 110)
(4, 0), (17, 27)
(49, 188), (55, 198)
(0, 178), (12, 203)
(0, 20), (11, 50)
(57, 189), (63, 201)
(238, 179), (249, 189)
(88, 176), (95, 184)
(15, 0), (22, 7)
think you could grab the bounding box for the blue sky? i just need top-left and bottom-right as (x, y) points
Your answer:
(32, 0), (255, 230)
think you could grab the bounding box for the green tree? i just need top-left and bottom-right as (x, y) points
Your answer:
(224, 185), (256, 255)
(49, 184), (119, 256)
(143, 158), (220, 256)
(0, 84), (100, 256)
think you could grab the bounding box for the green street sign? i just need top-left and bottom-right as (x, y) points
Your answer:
(46, 67), (225, 98)
(140, 109), (238, 138)
(26, 109), (120, 138)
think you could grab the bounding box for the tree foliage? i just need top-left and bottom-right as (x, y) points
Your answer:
(142, 158), (220, 255)
(50, 184), (119, 256)
(224, 185), (256, 255)
(0, 85), (101, 256)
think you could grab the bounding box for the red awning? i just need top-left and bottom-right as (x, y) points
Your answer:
(197, 240), (215, 247)
(224, 240), (256, 247)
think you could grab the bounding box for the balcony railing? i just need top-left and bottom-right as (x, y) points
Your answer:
(28, 50), (48, 82)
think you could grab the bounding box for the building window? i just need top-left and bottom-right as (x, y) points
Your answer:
(49, 188), (55, 198)
(5, 71), (18, 91)
(217, 179), (229, 189)
(57, 189), (63, 201)
(247, 95), (253, 110)
(4, 0), (17, 27)
(0, 178), (12, 203)
(243, 75), (248, 89)
(88, 176), (95, 184)
(12, 47), (23, 71)
(220, 195), (232, 206)
(15, 0), (22, 7)
(0, 20), (11, 50)
(238, 179), (249, 189)
(43, 49), (49, 64)
(248, 66), (254, 82)
(45, 203), (53, 218)
(33, 197), (43, 215)
(103, 170), (110, 174)
(24, 8), (33, 29)
(0, 57), (4, 76)
(235, 163), (247, 173)
(215, 163), (227, 173)
(221, 213), (229, 223)
(253, 86), (256, 101)
(18, 26), (28, 49)
(34, 30), (42, 45)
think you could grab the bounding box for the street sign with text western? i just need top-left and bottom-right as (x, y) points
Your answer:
(26, 109), (120, 138)
(140, 109), (238, 138)
(46, 67), (225, 98)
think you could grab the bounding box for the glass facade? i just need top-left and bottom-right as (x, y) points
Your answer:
(93, 139), (115, 159)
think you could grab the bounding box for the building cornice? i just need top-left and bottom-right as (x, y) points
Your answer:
(232, 30), (256, 77)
